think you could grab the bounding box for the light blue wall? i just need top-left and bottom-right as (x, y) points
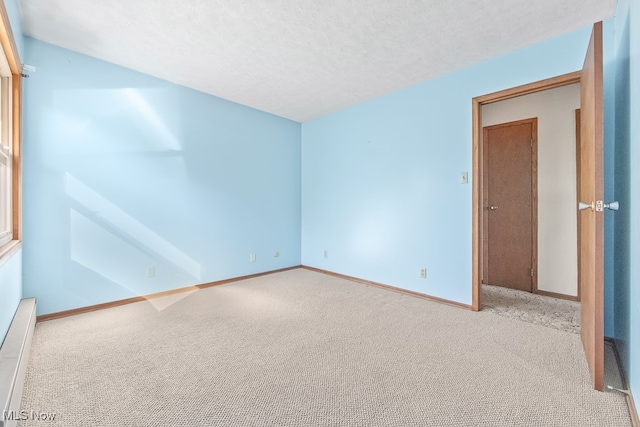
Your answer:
(603, 19), (617, 338)
(613, 0), (640, 413)
(22, 38), (301, 316)
(302, 26), (597, 305)
(613, 0), (632, 381)
(629, 0), (640, 410)
(0, 0), (24, 344)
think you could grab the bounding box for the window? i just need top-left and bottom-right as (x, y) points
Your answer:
(0, 6), (21, 257)
(0, 62), (12, 247)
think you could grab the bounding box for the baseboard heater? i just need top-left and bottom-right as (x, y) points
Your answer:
(0, 298), (36, 427)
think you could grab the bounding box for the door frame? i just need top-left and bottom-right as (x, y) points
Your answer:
(482, 117), (538, 293)
(471, 71), (582, 311)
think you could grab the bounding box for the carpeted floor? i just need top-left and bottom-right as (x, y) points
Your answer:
(481, 284), (581, 334)
(480, 284), (627, 401)
(17, 269), (632, 426)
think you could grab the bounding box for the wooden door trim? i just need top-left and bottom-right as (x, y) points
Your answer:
(482, 118), (538, 293)
(531, 121), (538, 293)
(471, 71), (581, 311)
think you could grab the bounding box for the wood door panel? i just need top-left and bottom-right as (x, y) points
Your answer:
(579, 22), (604, 392)
(484, 119), (536, 292)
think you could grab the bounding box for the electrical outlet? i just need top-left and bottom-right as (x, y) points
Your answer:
(324, 250), (328, 259)
(420, 268), (427, 279)
(147, 266), (155, 278)
(249, 253), (256, 263)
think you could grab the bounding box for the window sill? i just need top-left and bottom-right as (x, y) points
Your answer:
(0, 240), (21, 267)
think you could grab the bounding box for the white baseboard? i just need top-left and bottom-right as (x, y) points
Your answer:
(0, 298), (36, 427)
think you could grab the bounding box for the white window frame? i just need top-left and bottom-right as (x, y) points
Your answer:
(0, 59), (12, 247)
(0, 4), (21, 261)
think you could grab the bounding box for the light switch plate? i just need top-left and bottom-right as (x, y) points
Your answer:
(460, 172), (468, 184)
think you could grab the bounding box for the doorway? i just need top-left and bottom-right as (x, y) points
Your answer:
(481, 84), (582, 301)
(478, 86), (581, 335)
(471, 71), (582, 311)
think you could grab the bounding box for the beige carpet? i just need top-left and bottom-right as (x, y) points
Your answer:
(17, 269), (631, 426)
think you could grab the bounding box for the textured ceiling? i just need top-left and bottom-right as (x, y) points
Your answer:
(17, 0), (616, 122)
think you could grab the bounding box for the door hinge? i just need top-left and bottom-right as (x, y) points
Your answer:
(530, 268), (534, 277)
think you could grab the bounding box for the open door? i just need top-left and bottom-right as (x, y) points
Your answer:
(578, 22), (604, 392)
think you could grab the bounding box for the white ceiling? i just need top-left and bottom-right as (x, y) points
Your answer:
(17, 0), (616, 122)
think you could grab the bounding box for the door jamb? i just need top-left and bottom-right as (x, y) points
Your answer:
(575, 108), (582, 302)
(471, 71), (582, 311)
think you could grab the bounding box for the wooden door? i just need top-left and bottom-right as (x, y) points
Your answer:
(483, 118), (537, 292)
(579, 22), (604, 392)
